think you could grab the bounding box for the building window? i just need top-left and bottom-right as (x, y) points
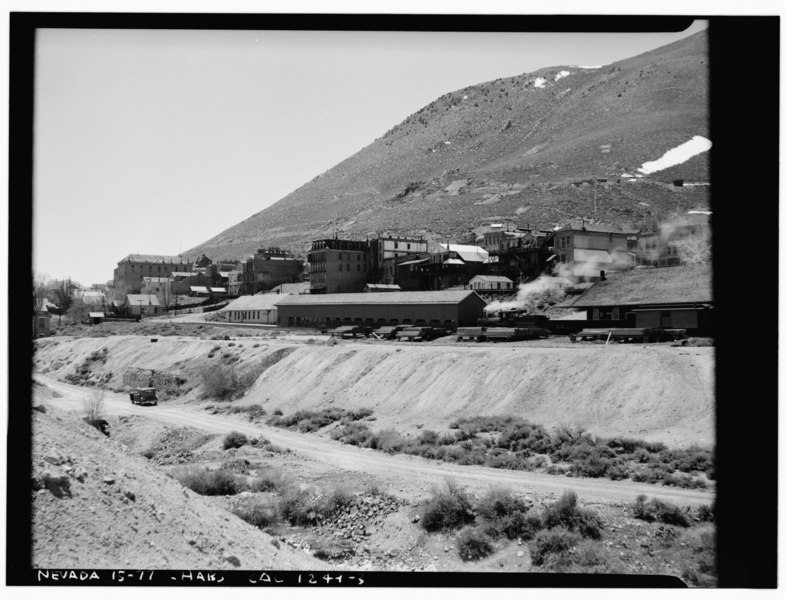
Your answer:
(357, 264), (361, 271)
(339, 252), (342, 260)
(339, 264), (342, 271)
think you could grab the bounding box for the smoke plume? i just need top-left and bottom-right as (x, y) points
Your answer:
(484, 275), (571, 313)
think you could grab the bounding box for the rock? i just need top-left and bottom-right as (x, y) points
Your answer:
(41, 470), (71, 498)
(33, 404), (46, 413)
(124, 490), (136, 502)
(411, 514), (420, 523)
(44, 451), (64, 466)
(102, 476), (115, 485)
(517, 551), (524, 557)
(270, 540), (280, 549)
(223, 554), (241, 567)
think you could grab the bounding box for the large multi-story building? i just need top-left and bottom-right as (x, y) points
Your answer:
(552, 222), (637, 277)
(370, 235), (429, 282)
(308, 238), (371, 294)
(241, 247), (303, 294)
(113, 254), (193, 301)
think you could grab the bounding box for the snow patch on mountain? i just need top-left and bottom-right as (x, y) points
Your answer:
(534, 77), (547, 88)
(637, 136), (712, 175)
(554, 70), (570, 81)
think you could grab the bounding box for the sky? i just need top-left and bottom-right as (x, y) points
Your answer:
(32, 18), (708, 286)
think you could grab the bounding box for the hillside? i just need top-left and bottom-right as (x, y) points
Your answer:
(185, 31), (709, 261)
(30, 400), (326, 570)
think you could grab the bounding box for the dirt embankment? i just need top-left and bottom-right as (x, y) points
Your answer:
(34, 335), (714, 447)
(30, 403), (326, 570)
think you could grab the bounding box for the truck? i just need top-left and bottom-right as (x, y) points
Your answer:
(129, 387), (158, 406)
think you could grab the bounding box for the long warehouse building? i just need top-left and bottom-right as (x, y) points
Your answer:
(275, 290), (487, 328)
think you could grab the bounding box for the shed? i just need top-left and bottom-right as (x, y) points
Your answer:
(88, 312), (105, 325)
(276, 290), (487, 328)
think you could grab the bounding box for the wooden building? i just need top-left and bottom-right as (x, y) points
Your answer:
(564, 265), (713, 335)
(276, 290), (487, 328)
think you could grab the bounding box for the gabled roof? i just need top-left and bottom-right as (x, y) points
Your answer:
(119, 254), (189, 264)
(469, 275), (513, 283)
(125, 294), (160, 306)
(566, 265), (712, 308)
(222, 294), (287, 312)
(437, 244), (489, 263)
(365, 284), (402, 291)
(277, 290), (486, 306)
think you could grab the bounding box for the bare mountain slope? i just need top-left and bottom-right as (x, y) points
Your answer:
(186, 31), (709, 261)
(31, 403), (326, 570)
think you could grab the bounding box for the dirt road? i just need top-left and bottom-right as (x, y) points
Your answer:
(34, 374), (714, 508)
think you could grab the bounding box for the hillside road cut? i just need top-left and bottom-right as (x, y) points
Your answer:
(33, 373), (714, 509)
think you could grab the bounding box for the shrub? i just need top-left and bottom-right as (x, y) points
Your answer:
(371, 429), (406, 453)
(456, 528), (495, 561)
(632, 495), (691, 527)
(696, 504), (714, 523)
(232, 502), (280, 529)
(332, 422), (373, 446)
(542, 491), (602, 539)
(680, 529), (717, 587)
(323, 486), (353, 515)
(530, 526), (582, 566)
(418, 430), (440, 446)
(540, 540), (620, 573)
(500, 511), (543, 541)
(223, 431), (248, 450)
(419, 481), (476, 532)
(249, 468), (286, 492)
(278, 487), (323, 526)
(174, 467), (241, 496)
(475, 487), (529, 520)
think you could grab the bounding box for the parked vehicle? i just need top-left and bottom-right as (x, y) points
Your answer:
(329, 325), (372, 339)
(129, 387), (158, 406)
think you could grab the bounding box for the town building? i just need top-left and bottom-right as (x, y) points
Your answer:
(637, 213), (711, 267)
(113, 254), (193, 301)
(33, 298), (52, 337)
(221, 294), (285, 324)
(468, 275), (514, 292)
(276, 290), (487, 328)
(141, 276), (173, 308)
(307, 239), (371, 294)
(124, 294), (161, 317)
(552, 222), (638, 277)
(563, 264), (712, 335)
(241, 247), (303, 294)
(370, 235), (429, 282)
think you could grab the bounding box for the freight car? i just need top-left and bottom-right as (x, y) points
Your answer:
(456, 325), (550, 342)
